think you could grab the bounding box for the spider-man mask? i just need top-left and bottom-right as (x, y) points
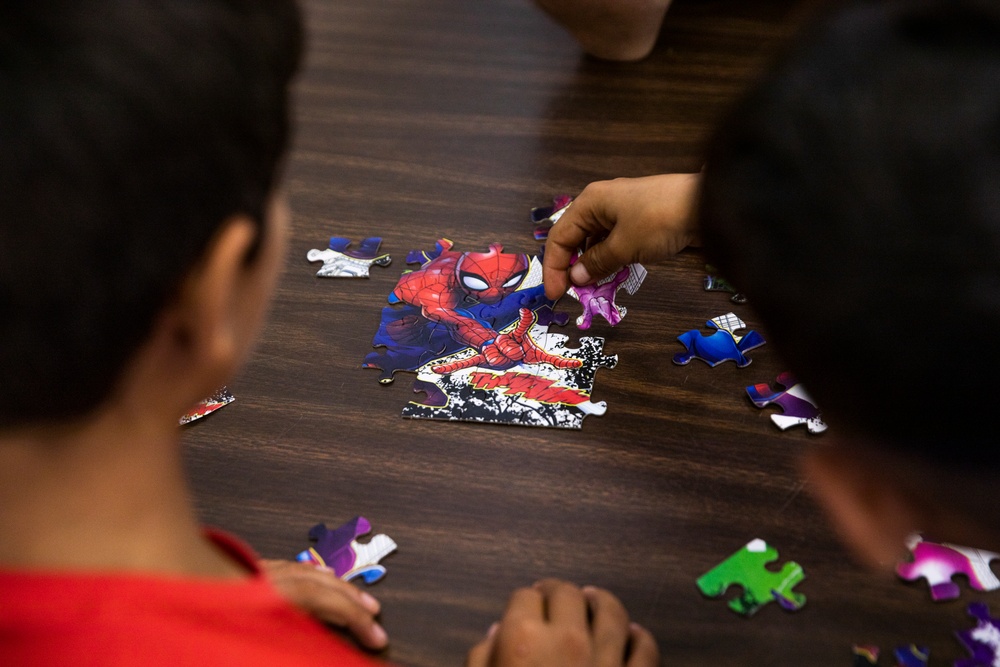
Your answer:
(455, 243), (529, 304)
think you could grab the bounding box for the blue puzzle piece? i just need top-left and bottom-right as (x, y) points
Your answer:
(674, 312), (765, 368)
(893, 645), (929, 667)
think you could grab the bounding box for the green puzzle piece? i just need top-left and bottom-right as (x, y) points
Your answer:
(695, 538), (806, 616)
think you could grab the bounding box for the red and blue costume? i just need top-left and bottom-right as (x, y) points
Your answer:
(365, 241), (579, 381)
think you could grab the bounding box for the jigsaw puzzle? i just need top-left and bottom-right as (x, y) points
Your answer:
(695, 538), (806, 616)
(746, 372), (827, 434)
(956, 603), (1000, 667)
(295, 517), (397, 584)
(704, 265), (747, 304)
(179, 386), (235, 425)
(365, 240), (615, 428)
(896, 533), (1000, 601)
(674, 313), (766, 368)
(530, 196), (647, 329)
(307, 236), (391, 278)
(852, 645), (880, 666)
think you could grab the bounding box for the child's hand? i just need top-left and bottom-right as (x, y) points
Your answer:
(542, 173), (701, 301)
(260, 559), (388, 650)
(465, 579), (660, 667)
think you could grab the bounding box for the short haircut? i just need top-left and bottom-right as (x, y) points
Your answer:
(699, 0), (1000, 466)
(0, 1), (302, 427)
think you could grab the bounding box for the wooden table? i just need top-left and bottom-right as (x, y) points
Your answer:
(184, 1), (987, 664)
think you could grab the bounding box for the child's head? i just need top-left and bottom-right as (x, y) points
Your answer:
(0, 1), (302, 429)
(698, 0), (1000, 563)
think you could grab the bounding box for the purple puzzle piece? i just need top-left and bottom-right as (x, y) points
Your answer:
(897, 533), (1000, 601)
(566, 253), (647, 330)
(746, 371), (827, 434)
(674, 313), (766, 368)
(295, 517), (397, 584)
(956, 603), (1000, 667)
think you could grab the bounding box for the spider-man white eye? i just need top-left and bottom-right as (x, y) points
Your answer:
(502, 271), (526, 288)
(461, 273), (489, 291)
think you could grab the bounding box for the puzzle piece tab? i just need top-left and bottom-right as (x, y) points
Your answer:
(896, 533), (1000, 601)
(296, 516), (397, 584)
(674, 313), (766, 368)
(746, 371), (827, 434)
(955, 603), (1000, 667)
(307, 236), (391, 278)
(695, 538), (805, 616)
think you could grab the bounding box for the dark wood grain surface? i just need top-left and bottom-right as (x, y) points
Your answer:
(183, 1), (984, 664)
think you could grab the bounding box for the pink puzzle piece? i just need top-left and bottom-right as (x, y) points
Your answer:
(566, 253), (647, 329)
(896, 533), (1000, 601)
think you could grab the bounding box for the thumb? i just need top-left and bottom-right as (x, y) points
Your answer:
(573, 237), (628, 287)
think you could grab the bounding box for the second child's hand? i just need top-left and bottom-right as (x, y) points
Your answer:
(466, 579), (660, 667)
(543, 173), (702, 301)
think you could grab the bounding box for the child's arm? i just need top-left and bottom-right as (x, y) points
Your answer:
(261, 559), (388, 650)
(542, 173), (701, 301)
(466, 579), (659, 667)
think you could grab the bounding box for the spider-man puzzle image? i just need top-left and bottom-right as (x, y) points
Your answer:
(364, 240), (579, 383)
(364, 239), (618, 429)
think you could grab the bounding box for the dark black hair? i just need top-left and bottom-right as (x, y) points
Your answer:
(699, 0), (1000, 465)
(0, 1), (302, 427)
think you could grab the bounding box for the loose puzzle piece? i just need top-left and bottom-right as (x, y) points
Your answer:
(896, 533), (1000, 601)
(307, 236), (391, 278)
(566, 253), (647, 329)
(531, 196), (647, 329)
(704, 264), (747, 304)
(366, 238), (613, 428)
(295, 517), (397, 584)
(956, 603), (1000, 667)
(179, 386), (235, 425)
(530, 194), (573, 241)
(695, 538), (806, 616)
(852, 645), (880, 666)
(674, 313), (766, 368)
(893, 645), (929, 667)
(746, 371), (827, 434)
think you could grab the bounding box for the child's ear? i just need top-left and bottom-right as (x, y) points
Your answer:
(801, 440), (922, 570)
(171, 215), (261, 384)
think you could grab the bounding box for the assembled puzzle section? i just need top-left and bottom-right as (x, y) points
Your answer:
(296, 516), (397, 584)
(695, 538), (805, 616)
(746, 371), (827, 434)
(364, 239), (616, 429)
(674, 313), (766, 368)
(896, 533), (1000, 601)
(307, 236), (391, 278)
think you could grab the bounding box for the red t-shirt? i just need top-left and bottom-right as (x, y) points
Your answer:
(0, 530), (386, 666)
